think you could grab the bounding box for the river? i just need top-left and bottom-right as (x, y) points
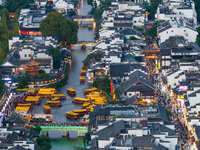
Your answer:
(51, 0), (93, 148)
(32, 0), (94, 123)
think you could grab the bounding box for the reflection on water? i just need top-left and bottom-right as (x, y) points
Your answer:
(78, 0), (92, 16)
(51, 137), (84, 150)
(78, 26), (94, 42)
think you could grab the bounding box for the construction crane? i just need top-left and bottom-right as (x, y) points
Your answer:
(146, 11), (150, 22)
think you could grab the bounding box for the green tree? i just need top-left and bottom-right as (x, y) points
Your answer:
(123, 36), (127, 43)
(0, 8), (10, 26)
(34, 125), (41, 134)
(196, 26), (200, 46)
(47, 46), (61, 69)
(39, 73), (50, 79)
(87, 0), (93, 6)
(40, 12), (78, 44)
(68, 9), (77, 17)
(83, 133), (91, 146)
(82, 52), (102, 67)
(17, 76), (29, 89)
(130, 36), (138, 40)
(37, 136), (52, 150)
(0, 72), (4, 94)
(145, 20), (165, 39)
(193, 0), (200, 23)
(0, 48), (6, 62)
(93, 76), (110, 95)
(142, 0), (161, 20)
(5, 0), (34, 12)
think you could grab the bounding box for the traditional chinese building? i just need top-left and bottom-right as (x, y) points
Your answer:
(24, 56), (41, 76)
(3, 112), (27, 129)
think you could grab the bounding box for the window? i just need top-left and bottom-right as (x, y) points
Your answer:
(29, 54), (31, 57)
(171, 30), (173, 32)
(24, 54), (27, 57)
(129, 93), (132, 96)
(167, 31), (168, 34)
(184, 30), (186, 32)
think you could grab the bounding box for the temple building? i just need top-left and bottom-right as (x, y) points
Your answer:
(24, 56), (42, 76)
(3, 112), (27, 129)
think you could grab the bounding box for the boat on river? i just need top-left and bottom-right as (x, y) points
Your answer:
(81, 69), (86, 76)
(72, 97), (90, 104)
(51, 94), (66, 100)
(15, 103), (32, 114)
(80, 76), (85, 84)
(66, 112), (80, 120)
(47, 100), (62, 107)
(43, 105), (51, 114)
(82, 102), (91, 109)
(67, 88), (76, 96)
(81, 44), (86, 50)
(25, 96), (42, 105)
(88, 25), (93, 30)
(83, 88), (97, 95)
(73, 109), (88, 115)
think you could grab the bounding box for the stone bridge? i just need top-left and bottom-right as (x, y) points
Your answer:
(39, 126), (88, 137)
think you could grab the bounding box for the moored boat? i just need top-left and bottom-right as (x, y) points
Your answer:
(81, 44), (86, 50)
(84, 88), (98, 95)
(80, 76), (85, 84)
(73, 109), (88, 115)
(81, 102), (91, 109)
(72, 97), (90, 104)
(43, 105), (51, 114)
(47, 100), (62, 107)
(25, 96), (42, 105)
(66, 112), (80, 120)
(50, 97), (60, 101)
(81, 69), (86, 76)
(67, 88), (76, 96)
(51, 94), (66, 100)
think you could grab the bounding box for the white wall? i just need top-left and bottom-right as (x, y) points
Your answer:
(98, 137), (114, 148)
(19, 48), (34, 59)
(159, 27), (198, 43)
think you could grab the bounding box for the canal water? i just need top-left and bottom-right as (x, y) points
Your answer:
(37, 0), (93, 149)
(32, 0), (94, 123)
(51, 137), (84, 150)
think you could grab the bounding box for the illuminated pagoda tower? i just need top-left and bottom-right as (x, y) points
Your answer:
(24, 55), (41, 76)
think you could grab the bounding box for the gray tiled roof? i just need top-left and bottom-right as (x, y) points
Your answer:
(119, 75), (155, 93)
(96, 120), (124, 140)
(132, 135), (155, 147)
(110, 63), (148, 77)
(8, 145), (28, 150)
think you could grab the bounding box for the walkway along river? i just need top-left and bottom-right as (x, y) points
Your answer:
(32, 0), (94, 123)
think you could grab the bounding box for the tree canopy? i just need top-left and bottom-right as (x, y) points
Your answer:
(17, 76), (29, 89)
(40, 12), (78, 44)
(142, 0), (161, 20)
(37, 136), (52, 150)
(82, 52), (102, 67)
(5, 0), (34, 12)
(196, 26), (200, 46)
(193, 0), (200, 23)
(145, 20), (165, 39)
(47, 46), (61, 69)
